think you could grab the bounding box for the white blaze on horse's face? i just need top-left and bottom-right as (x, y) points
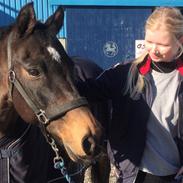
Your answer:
(47, 46), (61, 63)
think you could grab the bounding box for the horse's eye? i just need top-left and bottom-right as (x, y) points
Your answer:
(28, 69), (40, 77)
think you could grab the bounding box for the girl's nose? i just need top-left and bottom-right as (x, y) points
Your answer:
(151, 43), (157, 52)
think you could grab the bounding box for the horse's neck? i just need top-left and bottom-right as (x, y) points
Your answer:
(0, 27), (16, 138)
(0, 28), (9, 79)
(0, 25), (12, 40)
(0, 111), (18, 139)
(0, 93), (18, 138)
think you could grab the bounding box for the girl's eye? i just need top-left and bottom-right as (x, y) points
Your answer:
(160, 44), (170, 47)
(28, 69), (40, 77)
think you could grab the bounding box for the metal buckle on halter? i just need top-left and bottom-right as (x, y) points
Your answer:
(36, 109), (50, 125)
(8, 70), (16, 83)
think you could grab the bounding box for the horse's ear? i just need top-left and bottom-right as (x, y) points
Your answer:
(15, 2), (36, 37)
(45, 6), (64, 36)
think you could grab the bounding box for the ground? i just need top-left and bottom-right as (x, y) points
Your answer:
(84, 164), (117, 183)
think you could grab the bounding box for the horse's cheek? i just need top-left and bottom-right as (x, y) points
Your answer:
(13, 89), (36, 123)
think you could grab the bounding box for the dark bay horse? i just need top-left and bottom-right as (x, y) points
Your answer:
(0, 2), (102, 182)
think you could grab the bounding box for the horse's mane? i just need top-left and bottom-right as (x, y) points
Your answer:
(0, 25), (13, 40)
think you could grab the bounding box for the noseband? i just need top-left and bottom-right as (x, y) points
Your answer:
(7, 33), (88, 126)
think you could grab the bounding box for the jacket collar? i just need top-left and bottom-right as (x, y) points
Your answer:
(138, 55), (183, 76)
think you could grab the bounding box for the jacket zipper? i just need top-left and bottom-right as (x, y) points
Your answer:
(177, 77), (182, 139)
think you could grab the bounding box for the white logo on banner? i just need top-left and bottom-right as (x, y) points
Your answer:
(103, 41), (118, 57)
(135, 40), (146, 58)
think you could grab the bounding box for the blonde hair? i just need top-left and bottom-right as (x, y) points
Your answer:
(125, 7), (183, 98)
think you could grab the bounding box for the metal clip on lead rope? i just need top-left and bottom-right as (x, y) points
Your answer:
(49, 137), (75, 183)
(54, 157), (75, 183)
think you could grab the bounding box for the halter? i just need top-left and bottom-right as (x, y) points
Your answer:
(7, 32), (88, 183)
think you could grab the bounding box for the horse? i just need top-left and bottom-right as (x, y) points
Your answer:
(0, 2), (102, 182)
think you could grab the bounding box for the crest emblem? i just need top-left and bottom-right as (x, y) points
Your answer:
(103, 41), (118, 57)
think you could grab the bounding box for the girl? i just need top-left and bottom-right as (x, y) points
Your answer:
(78, 7), (183, 183)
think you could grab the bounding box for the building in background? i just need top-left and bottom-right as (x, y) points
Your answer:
(0, 0), (182, 69)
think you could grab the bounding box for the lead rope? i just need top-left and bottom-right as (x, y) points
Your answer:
(48, 137), (75, 183)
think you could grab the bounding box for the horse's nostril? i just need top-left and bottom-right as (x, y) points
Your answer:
(82, 135), (95, 155)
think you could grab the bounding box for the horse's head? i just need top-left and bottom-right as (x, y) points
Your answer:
(0, 3), (102, 163)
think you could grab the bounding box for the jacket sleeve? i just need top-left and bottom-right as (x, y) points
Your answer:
(77, 62), (130, 102)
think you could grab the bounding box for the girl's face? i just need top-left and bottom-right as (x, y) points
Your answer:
(145, 28), (182, 62)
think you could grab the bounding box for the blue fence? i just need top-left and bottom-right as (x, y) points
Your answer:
(0, 0), (49, 26)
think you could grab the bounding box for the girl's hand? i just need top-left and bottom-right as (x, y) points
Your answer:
(175, 166), (183, 183)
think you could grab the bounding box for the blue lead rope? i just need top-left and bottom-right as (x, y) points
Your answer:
(54, 158), (75, 183)
(47, 136), (76, 183)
